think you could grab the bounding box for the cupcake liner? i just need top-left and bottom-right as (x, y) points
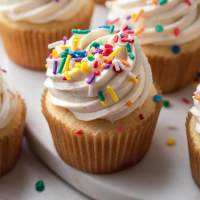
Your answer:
(186, 113), (200, 187)
(144, 45), (200, 93)
(0, 0), (94, 71)
(95, 0), (106, 4)
(42, 89), (161, 174)
(0, 96), (26, 176)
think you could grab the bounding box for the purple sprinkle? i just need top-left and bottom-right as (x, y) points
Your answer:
(63, 36), (67, 45)
(53, 60), (58, 75)
(104, 63), (111, 69)
(0, 68), (7, 73)
(126, 15), (131, 20)
(86, 73), (95, 84)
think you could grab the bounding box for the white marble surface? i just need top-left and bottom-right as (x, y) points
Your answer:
(0, 142), (88, 200)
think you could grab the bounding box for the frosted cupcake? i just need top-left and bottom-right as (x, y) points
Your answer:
(107, 0), (200, 93)
(0, 69), (26, 176)
(186, 84), (200, 187)
(42, 26), (162, 174)
(0, 0), (94, 70)
(95, 0), (106, 4)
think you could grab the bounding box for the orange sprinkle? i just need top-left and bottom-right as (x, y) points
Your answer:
(126, 100), (133, 107)
(121, 60), (130, 67)
(135, 27), (145, 36)
(194, 95), (200, 101)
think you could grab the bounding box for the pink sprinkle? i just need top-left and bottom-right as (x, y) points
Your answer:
(107, 17), (120, 25)
(182, 98), (191, 104)
(184, 0), (192, 6)
(113, 35), (119, 43)
(122, 25), (129, 31)
(139, 114), (144, 120)
(121, 38), (134, 43)
(74, 129), (83, 135)
(174, 27), (181, 37)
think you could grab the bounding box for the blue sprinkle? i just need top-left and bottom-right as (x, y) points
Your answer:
(98, 25), (111, 29)
(171, 45), (181, 54)
(153, 95), (162, 103)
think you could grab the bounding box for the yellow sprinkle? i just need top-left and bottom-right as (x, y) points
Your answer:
(166, 137), (176, 146)
(132, 9), (144, 22)
(75, 63), (81, 69)
(72, 36), (80, 51)
(107, 47), (122, 61)
(52, 49), (59, 58)
(69, 67), (80, 76)
(60, 45), (69, 50)
(100, 101), (108, 107)
(64, 71), (71, 80)
(128, 76), (139, 84)
(106, 85), (119, 103)
(81, 61), (90, 74)
(45, 64), (48, 69)
(87, 53), (93, 57)
(62, 55), (72, 73)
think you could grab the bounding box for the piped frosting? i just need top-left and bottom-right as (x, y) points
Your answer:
(44, 26), (152, 122)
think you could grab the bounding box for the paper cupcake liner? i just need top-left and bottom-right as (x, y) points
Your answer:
(0, 96), (26, 176)
(0, 0), (94, 71)
(145, 46), (200, 93)
(186, 113), (200, 187)
(42, 90), (161, 174)
(95, 0), (106, 4)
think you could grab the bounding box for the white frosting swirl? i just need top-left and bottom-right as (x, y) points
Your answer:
(106, 0), (200, 45)
(0, 0), (86, 24)
(190, 84), (200, 133)
(44, 27), (152, 122)
(0, 70), (17, 129)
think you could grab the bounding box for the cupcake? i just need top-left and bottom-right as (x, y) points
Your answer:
(186, 84), (200, 187)
(42, 26), (162, 174)
(0, 0), (94, 70)
(106, 0), (200, 93)
(95, 0), (106, 4)
(0, 69), (26, 176)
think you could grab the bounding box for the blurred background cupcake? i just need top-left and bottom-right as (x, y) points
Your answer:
(107, 0), (200, 93)
(0, 0), (94, 70)
(42, 26), (161, 174)
(186, 84), (200, 187)
(0, 69), (26, 176)
(95, 0), (106, 5)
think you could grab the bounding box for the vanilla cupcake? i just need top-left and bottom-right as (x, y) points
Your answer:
(0, 69), (26, 176)
(186, 84), (200, 187)
(107, 0), (200, 93)
(95, 0), (106, 4)
(42, 26), (162, 174)
(0, 0), (94, 70)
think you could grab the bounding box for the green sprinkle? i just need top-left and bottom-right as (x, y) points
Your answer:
(90, 42), (101, 49)
(159, 0), (168, 5)
(109, 25), (115, 33)
(35, 180), (45, 192)
(155, 24), (164, 33)
(128, 52), (135, 60)
(163, 100), (170, 108)
(125, 43), (132, 53)
(88, 56), (95, 61)
(57, 57), (66, 74)
(71, 29), (91, 34)
(98, 90), (106, 102)
(60, 48), (69, 58)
